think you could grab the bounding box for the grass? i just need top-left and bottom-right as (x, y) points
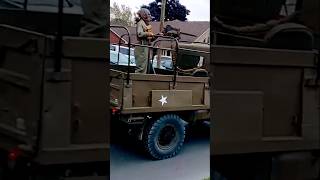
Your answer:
(202, 177), (210, 180)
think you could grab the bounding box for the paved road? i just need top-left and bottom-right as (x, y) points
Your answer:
(110, 123), (210, 180)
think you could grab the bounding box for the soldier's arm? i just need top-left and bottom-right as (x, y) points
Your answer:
(137, 22), (148, 38)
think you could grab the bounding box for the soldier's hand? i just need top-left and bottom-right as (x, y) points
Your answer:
(146, 32), (154, 37)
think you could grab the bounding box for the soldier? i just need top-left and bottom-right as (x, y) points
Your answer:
(134, 8), (155, 73)
(79, 0), (107, 38)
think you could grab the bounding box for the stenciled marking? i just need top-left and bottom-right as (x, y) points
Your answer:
(159, 95), (168, 106)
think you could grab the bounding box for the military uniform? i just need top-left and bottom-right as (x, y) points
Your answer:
(80, 0), (107, 38)
(135, 19), (152, 73)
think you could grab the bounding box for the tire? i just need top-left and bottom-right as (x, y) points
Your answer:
(192, 69), (208, 77)
(143, 114), (186, 160)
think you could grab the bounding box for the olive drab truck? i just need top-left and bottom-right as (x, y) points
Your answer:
(110, 26), (210, 160)
(211, 0), (320, 179)
(0, 2), (108, 180)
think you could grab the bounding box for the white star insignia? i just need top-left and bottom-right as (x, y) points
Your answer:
(159, 95), (168, 106)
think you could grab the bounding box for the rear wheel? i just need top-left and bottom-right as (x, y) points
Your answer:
(142, 114), (186, 160)
(192, 69), (208, 77)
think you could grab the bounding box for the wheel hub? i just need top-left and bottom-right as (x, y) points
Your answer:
(157, 125), (177, 150)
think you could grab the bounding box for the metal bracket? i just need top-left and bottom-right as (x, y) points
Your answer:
(127, 116), (145, 125)
(138, 115), (151, 141)
(18, 38), (38, 54)
(304, 78), (320, 88)
(46, 71), (71, 82)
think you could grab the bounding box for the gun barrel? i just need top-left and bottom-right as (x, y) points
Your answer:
(179, 32), (197, 37)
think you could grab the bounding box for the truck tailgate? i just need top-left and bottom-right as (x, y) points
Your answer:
(1, 25), (109, 164)
(0, 24), (46, 151)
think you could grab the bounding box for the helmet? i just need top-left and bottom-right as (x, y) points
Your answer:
(137, 8), (154, 22)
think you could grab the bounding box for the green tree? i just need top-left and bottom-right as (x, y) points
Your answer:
(110, 2), (134, 26)
(142, 0), (190, 21)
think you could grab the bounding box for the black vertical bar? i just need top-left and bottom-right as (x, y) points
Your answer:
(117, 36), (123, 65)
(295, 0), (303, 11)
(126, 33), (131, 84)
(172, 49), (177, 88)
(147, 45), (151, 74)
(172, 38), (178, 89)
(55, 0), (64, 72)
(23, 0), (28, 10)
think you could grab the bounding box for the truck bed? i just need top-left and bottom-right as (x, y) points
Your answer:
(110, 69), (210, 114)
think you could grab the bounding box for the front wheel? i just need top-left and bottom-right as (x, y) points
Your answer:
(142, 114), (186, 160)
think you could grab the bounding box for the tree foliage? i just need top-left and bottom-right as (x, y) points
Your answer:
(110, 2), (134, 26)
(141, 0), (190, 21)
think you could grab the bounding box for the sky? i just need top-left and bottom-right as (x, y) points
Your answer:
(110, 0), (210, 21)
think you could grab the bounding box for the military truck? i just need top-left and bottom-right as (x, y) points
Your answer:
(110, 26), (210, 160)
(211, 0), (320, 179)
(0, 1), (108, 179)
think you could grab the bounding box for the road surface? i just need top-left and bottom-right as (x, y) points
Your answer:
(110, 123), (210, 180)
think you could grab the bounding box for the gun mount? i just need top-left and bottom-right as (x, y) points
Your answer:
(162, 24), (197, 40)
